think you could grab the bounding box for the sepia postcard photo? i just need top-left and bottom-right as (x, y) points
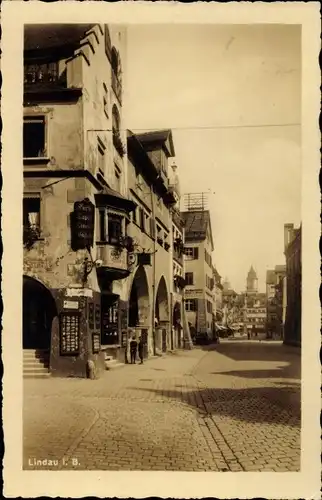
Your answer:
(1, 2), (320, 499)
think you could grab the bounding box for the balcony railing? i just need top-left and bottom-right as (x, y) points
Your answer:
(24, 62), (67, 88)
(112, 70), (122, 104)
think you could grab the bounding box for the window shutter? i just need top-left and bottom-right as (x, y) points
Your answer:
(150, 217), (156, 239)
(193, 247), (199, 259)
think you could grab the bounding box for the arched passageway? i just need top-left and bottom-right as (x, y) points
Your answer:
(128, 266), (150, 327)
(155, 276), (169, 352)
(173, 301), (182, 349)
(23, 276), (57, 350)
(155, 276), (169, 323)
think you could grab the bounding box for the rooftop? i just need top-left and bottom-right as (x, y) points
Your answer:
(135, 129), (175, 157)
(275, 264), (286, 273)
(24, 24), (96, 56)
(247, 265), (257, 279)
(266, 270), (276, 285)
(182, 210), (210, 241)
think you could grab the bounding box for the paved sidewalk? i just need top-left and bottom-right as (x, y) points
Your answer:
(23, 342), (301, 472)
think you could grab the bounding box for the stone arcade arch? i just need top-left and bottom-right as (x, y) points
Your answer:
(173, 301), (182, 349)
(155, 276), (169, 352)
(128, 265), (150, 328)
(23, 275), (57, 350)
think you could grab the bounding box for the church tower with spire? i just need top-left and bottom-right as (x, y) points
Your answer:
(246, 265), (258, 293)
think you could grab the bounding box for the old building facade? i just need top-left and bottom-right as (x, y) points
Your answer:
(182, 205), (215, 343)
(283, 223), (301, 346)
(241, 267), (267, 335)
(125, 129), (177, 357)
(23, 24), (135, 378)
(169, 163), (186, 349)
(266, 265), (286, 338)
(212, 266), (223, 325)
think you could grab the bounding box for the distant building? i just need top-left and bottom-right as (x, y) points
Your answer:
(266, 265), (286, 339)
(241, 267), (267, 335)
(222, 288), (239, 327)
(182, 195), (214, 343)
(246, 265), (258, 293)
(283, 223), (301, 346)
(212, 267), (223, 324)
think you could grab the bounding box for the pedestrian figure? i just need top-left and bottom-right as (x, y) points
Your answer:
(130, 336), (137, 364)
(138, 336), (144, 364)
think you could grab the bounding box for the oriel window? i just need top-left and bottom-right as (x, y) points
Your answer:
(108, 214), (122, 245)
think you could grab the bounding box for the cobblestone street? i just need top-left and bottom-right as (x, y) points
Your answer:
(23, 341), (301, 472)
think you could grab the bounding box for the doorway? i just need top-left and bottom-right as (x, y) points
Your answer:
(23, 276), (56, 350)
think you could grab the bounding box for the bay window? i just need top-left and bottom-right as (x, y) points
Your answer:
(98, 209), (125, 245)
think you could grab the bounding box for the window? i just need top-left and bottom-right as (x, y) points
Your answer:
(112, 104), (120, 132)
(139, 207), (146, 232)
(185, 272), (194, 285)
(184, 247), (198, 260)
(114, 164), (121, 193)
(108, 214), (122, 244)
(23, 116), (46, 158)
(185, 299), (197, 312)
(98, 209), (107, 241)
(103, 83), (109, 118)
(97, 139), (106, 177)
(23, 196), (41, 231)
(132, 204), (138, 225)
(144, 213), (149, 233)
(149, 217), (156, 239)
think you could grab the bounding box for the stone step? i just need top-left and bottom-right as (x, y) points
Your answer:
(24, 358), (49, 366)
(24, 366), (50, 373)
(23, 351), (49, 360)
(104, 359), (124, 371)
(24, 372), (51, 379)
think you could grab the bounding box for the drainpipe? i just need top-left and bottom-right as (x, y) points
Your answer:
(151, 184), (157, 356)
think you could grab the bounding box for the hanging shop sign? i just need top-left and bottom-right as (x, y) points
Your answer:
(63, 300), (79, 310)
(184, 288), (203, 297)
(92, 332), (101, 354)
(71, 198), (95, 250)
(65, 287), (93, 298)
(59, 311), (81, 356)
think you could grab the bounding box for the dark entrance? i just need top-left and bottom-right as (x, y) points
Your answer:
(128, 265), (150, 328)
(23, 276), (57, 350)
(101, 293), (119, 345)
(173, 301), (181, 348)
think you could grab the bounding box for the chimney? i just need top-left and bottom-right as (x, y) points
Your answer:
(284, 223), (294, 252)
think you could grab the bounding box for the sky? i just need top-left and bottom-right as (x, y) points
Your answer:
(124, 24), (301, 293)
